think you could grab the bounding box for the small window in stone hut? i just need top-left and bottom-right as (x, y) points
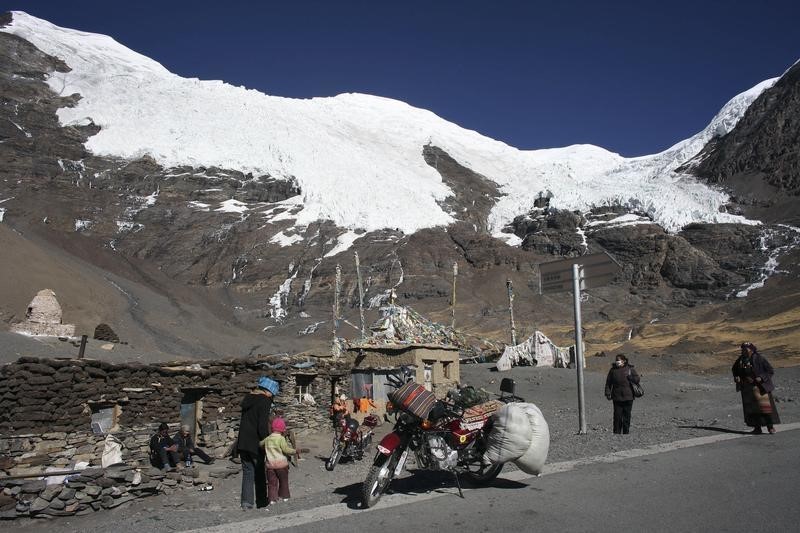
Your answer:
(443, 362), (451, 379)
(294, 375), (314, 403)
(90, 404), (121, 434)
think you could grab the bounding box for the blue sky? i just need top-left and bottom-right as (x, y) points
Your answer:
(11, 0), (800, 156)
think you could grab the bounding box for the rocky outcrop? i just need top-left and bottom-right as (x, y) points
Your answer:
(589, 223), (669, 289)
(685, 62), (800, 196)
(660, 236), (744, 291)
(423, 145), (502, 233)
(506, 206), (782, 300)
(513, 208), (586, 257)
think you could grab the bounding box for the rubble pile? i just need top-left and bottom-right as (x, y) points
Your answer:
(354, 304), (502, 359)
(0, 463), (237, 520)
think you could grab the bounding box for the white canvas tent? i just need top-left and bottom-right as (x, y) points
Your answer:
(496, 331), (576, 370)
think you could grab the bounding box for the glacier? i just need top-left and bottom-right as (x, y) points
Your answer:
(2, 11), (779, 241)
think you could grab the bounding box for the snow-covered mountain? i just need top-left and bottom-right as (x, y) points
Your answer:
(1, 11), (776, 242)
(2, 11), (799, 362)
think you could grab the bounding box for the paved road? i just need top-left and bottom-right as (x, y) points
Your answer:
(192, 423), (800, 533)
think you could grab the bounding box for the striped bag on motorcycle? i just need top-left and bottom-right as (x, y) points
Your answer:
(388, 382), (437, 419)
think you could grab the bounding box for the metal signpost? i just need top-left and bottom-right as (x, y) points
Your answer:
(539, 252), (620, 434)
(354, 252), (366, 340)
(506, 279), (517, 346)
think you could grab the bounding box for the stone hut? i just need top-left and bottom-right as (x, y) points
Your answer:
(346, 342), (460, 405)
(10, 289), (75, 337)
(0, 354), (349, 479)
(344, 304), (462, 414)
(0, 354), (349, 520)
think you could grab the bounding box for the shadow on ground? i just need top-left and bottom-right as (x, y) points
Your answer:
(678, 425), (753, 435)
(333, 470), (528, 509)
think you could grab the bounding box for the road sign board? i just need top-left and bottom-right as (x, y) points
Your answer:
(538, 252), (621, 294)
(537, 251), (621, 434)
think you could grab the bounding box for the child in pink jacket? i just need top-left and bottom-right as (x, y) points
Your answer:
(260, 418), (296, 504)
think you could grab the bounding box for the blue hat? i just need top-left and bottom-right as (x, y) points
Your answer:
(257, 376), (279, 395)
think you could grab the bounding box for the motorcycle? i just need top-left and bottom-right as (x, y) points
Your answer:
(361, 374), (522, 508)
(326, 413), (379, 471)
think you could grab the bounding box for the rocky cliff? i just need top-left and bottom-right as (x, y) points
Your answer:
(682, 61), (800, 226)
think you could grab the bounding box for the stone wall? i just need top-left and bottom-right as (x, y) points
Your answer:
(0, 355), (349, 477)
(348, 345), (460, 398)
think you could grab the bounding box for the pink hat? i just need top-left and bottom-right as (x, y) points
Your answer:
(271, 418), (286, 433)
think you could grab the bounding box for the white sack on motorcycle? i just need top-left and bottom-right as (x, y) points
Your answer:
(484, 402), (550, 475)
(511, 403), (549, 475)
(483, 403), (532, 463)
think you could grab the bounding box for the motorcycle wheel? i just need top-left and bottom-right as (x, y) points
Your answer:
(462, 433), (503, 486)
(361, 447), (402, 508)
(325, 444), (343, 471)
(462, 461), (503, 485)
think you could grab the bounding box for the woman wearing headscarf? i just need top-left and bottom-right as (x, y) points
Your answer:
(732, 342), (780, 434)
(604, 354), (640, 434)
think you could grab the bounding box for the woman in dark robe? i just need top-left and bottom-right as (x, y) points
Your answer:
(604, 354), (640, 434)
(732, 342), (780, 434)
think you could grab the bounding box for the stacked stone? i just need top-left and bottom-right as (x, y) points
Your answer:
(195, 418), (237, 458)
(0, 432), (103, 478)
(0, 464), (231, 520)
(1, 427), (160, 477)
(0, 355), (349, 474)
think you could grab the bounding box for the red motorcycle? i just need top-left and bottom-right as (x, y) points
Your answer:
(326, 413), (379, 471)
(361, 374), (522, 508)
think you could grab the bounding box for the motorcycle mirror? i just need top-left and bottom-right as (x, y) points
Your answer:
(399, 365), (414, 382)
(386, 374), (403, 388)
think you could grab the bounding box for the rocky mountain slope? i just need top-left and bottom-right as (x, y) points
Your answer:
(1, 12), (798, 363)
(681, 61), (800, 226)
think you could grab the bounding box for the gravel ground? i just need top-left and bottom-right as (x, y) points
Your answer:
(6, 362), (800, 532)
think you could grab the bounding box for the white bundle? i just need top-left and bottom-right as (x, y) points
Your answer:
(511, 403), (549, 475)
(483, 402), (550, 474)
(484, 403), (533, 464)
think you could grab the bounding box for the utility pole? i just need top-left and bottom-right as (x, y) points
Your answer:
(506, 279), (517, 346)
(354, 252), (366, 340)
(572, 264), (587, 435)
(451, 262), (458, 330)
(332, 264), (341, 357)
